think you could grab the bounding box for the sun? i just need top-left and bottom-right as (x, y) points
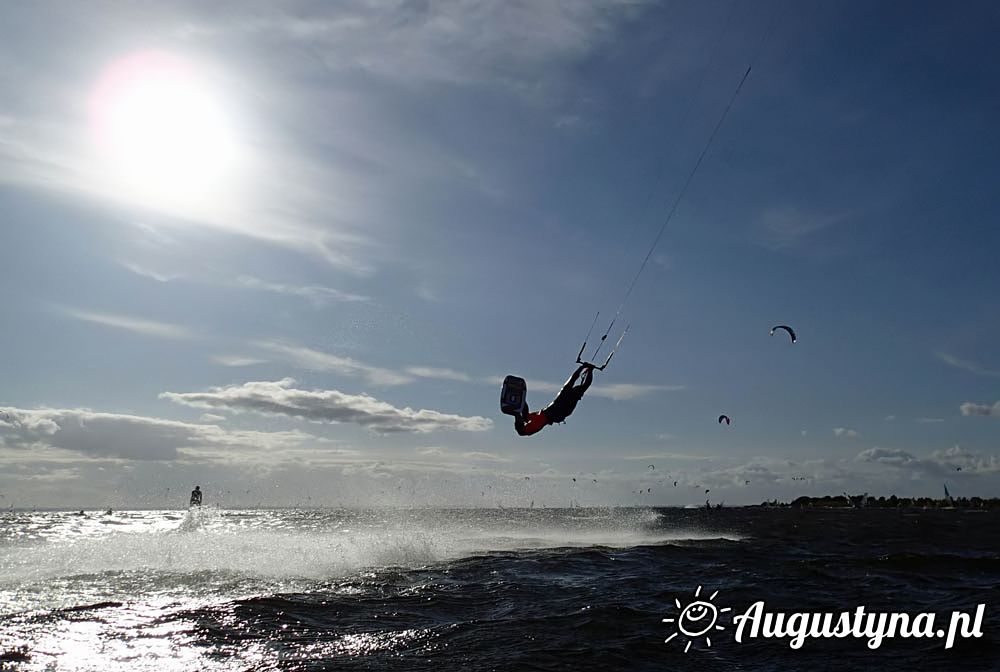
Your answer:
(662, 585), (731, 653)
(89, 50), (243, 213)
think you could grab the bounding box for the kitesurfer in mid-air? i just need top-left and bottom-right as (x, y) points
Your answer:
(514, 363), (595, 436)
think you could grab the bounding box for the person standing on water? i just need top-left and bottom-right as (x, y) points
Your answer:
(190, 485), (202, 507)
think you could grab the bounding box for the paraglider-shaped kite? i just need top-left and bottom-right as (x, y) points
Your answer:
(770, 325), (796, 343)
(718, 414), (731, 426)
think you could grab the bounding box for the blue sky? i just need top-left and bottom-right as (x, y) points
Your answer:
(1, 1), (998, 508)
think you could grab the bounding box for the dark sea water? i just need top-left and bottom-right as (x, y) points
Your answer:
(1, 507), (997, 671)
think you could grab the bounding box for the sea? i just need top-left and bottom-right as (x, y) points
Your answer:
(0, 507), (997, 671)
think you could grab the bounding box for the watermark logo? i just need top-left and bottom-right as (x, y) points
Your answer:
(662, 588), (985, 653)
(662, 585), (732, 653)
(732, 601), (985, 650)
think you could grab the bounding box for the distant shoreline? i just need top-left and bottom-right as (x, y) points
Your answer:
(754, 494), (999, 510)
(2, 499), (998, 513)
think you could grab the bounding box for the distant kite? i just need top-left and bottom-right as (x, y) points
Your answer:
(718, 414), (731, 426)
(770, 324), (797, 343)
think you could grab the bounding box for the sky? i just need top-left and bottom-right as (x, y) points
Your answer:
(1, 0), (998, 509)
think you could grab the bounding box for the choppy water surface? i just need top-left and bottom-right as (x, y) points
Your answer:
(0, 507), (996, 670)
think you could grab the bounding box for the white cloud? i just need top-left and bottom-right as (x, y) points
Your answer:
(63, 308), (195, 340)
(833, 427), (858, 438)
(929, 445), (1000, 474)
(960, 401), (1000, 417)
(160, 378), (493, 434)
(856, 446), (919, 468)
(856, 445), (1000, 475)
(0, 406), (324, 461)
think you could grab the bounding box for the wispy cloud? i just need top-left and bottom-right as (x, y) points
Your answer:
(833, 427), (858, 438)
(255, 341), (413, 386)
(118, 261), (181, 283)
(160, 378), (493, 434)
(182, 2), (640, 89)
(935, 352), (1000, 378)
(63, 308), (195, 340)
(414, 282), (441, 303)
(461, 451), (511, 463)
(234, 275), (370, 305)
(405, 366), (475, 383)
(512, 377), (679, 401)
(755, 206), (852, 250)
(264, 343), (677, 399)
(916, 417), (944, 424)
(698, 458), (815, 489)
(554, 114), (591, 132)
(624, 452), (717, 462)
(589, 383), (684, 401)
(1, 1), (645, 277)
(118, 260), (370, 306)
(212, 355), (268, 367)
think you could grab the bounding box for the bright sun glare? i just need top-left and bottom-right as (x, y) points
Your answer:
(90, 50), (242, 212)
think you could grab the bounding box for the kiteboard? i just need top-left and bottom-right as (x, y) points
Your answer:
(500, 375), (527, 416)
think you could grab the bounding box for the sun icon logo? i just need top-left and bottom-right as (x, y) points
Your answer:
(662, 585), (731, 653)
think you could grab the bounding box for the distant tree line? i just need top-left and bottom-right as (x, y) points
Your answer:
(756, 494), (1000, 510)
